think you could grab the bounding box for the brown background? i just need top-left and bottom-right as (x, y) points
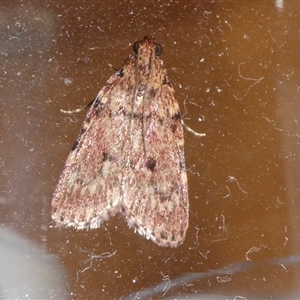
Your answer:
(1, 0), (299, 299)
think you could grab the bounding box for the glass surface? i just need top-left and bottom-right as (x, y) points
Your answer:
(1, 0), (299, 299)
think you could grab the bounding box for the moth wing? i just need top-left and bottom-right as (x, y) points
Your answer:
(122, 85), (189, 248)
(51, 71), (131, 229)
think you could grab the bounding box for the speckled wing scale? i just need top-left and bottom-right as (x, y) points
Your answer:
(51, 36), (189, 247)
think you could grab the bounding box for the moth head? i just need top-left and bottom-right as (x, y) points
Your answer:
(133, 39), (163, 56)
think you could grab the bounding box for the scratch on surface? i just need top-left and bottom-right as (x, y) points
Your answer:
(245, 246), (261, 261)
(212, 214), (229, 243)
(161, 272), (175, 297)
(223, 185), (231, 199)
(189, 225), (200, 249)
(164, 253), (175, 263)
(198, 250), (210, 260)
(227, 176), (248, 195)
(233, 62), (264, 100)
(268, 29), (286, 52)
(76, 248), (117, 273)
(216, 275), (232, 283)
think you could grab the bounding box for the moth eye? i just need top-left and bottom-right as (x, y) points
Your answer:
(133, 41), (140, 53)
(155, 43), (163, 56)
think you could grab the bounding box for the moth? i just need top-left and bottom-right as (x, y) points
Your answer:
(51, 36), (189, 247)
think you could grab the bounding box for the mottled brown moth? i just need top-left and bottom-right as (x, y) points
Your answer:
(51, 36), (189, 247)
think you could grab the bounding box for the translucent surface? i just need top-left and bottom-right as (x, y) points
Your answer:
(1, 0), (300, 299)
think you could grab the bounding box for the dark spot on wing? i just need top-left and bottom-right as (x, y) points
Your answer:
(132, 112), (143, 120)
(72, 121), (89, 151)
(179, 160), (186, 170)
(170, 112), (181, 132)
(163, 76), (172, 87)
(120, 205), (126, 214)
(172, 111), (181, 120)
(118, 106), (125, 114)
(118, 68), (124, 77)
(71, 140), (79, 151)
(160, 231), (168, 240)
(171, 123), (177, 133)
(145, 157), (156, 172)
(79, 127), (86, 136)
(92, 98), (104, 116)
(159, 193), (169, 201)
(102, 152), (114, 162)
(180, 228), (185, 237)
(148, 87), (158, 98)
